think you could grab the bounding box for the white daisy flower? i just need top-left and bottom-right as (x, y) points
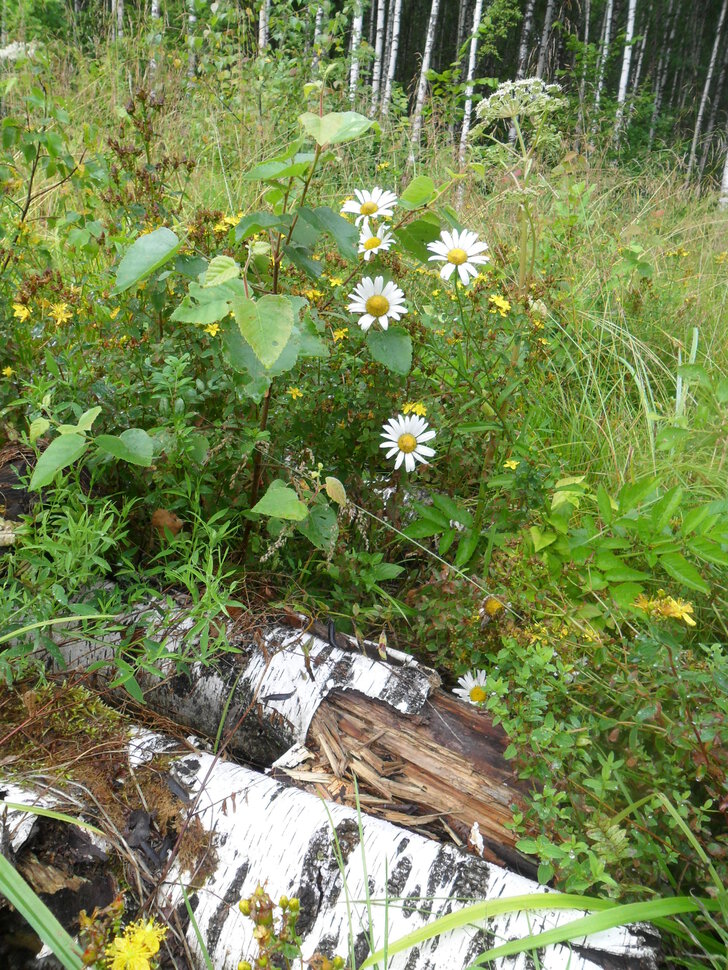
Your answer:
(347, 276), (407, 332)
(427, 228), (490, 285)
(358, 219), (395, 261)
(341, 187), (398, 225)
(453, 669), (488, 705)
(380, 413), (436, 473)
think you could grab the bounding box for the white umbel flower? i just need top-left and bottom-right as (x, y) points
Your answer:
(380, 413), (436, 473)
(358, 219), (395, 261)
(347, 276), (407, 331)
(341, 187), (398, 225)
(427, 228), (489, 284)
(453, 669), (488, 705)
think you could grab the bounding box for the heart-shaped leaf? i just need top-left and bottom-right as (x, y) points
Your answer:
(232, 294), (295, 369)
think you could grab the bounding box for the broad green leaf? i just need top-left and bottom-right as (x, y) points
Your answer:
(299, 110), (374, 146)
(234, 211), (287, 242)
(617, 476), (659, 514)
(76, 406), (102, 433)
(393, 215), (442, 262)
(611, 582), (645, 609)
(232, 294), (295, 369)
(95, 428), (154, 467)
(530, 526), (557, 552)
(659, 551), (710, 593)
(283, 242), (324, 279)
(203, 255), (240, 287)
(251, 481), (308, 521)
(399, 175), (435, 210)
(454, 529), (480, 567)
(366, 326), (412, 375)
(171, 298), (232, 325)
(112, 227), (180, 295)
(681, 505), (713, 536)
(299, 206), (359, 260)
(432, 493), (473, 526)
(651, 485), (683, 532)
(656, 426), (691, 450)
(686, 536), (728, 567)
(29, 417), (49, 443)
(245, 157), (314, 182)
(297, 496), (339, 550)
(325, 476), (347, 507)
(29, 434), (87, 490)
(677, 363), (712, 389)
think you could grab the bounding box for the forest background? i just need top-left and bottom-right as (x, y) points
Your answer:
(3, 0), (728, 967)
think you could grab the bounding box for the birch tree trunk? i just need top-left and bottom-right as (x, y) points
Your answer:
(593, 0), (614, 118)
(380, 0), (402, 116)
(535, 0), (557, 79)
(258, 0), (271, 52)
(686, 0), (728, 181)
(409, 0), (442, 160)
(515, 0), (536, 79)
(613, 0), (637, 141)
(720, 143), (728, 207)
(699, 39), (728, 179)
(349, 0), (365, 103)
(148, 0), (162, 81)
(313, 3), (324, 46)
(648, 0), (676, 149)
(456, 0), (472, 56)
(187, 0), (197, 76)
(3, 730), (661, 970)
(111, 0), (123, 39)
(370, 0), (387, 115)
(457, 0), (485, 204)
(576, 0), (591, 146)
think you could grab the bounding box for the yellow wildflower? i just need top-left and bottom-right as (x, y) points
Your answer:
(49, 302), (72, 326)
(377, 161), (390, 170)
(482, 596), (505, 617)
(431, 288), (441, 297)
(173, 57), (182, 69)
(224, 213), (243, 227)
(213, 220), (230, 233)
(328, 276), (344, 287)
(106, 936), (151, 970)
(332, 327), (348, 342)
(109, 307), (121, 320)
(2, 366), (15, 378)
(126, 919), (165, 957)
(402, 402), (427, 416)
(503, 459), (519, 470)
(13, 303), (31, 322)
(203, 323), (220, 337)
(715, 251), (728, 264)
(287, 387), (303, 400)
(659, 596), (696, 627)
(303, 288), (323, 301)
(118, 335), (129, 345)
(488, 294), (511, 316)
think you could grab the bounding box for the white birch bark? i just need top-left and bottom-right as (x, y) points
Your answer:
(720, 143), (728, 207)
(699, 39), (728, 179)
(457, 0), (485, 199)
(349, 0), (364, 103)
(370, 0), (387, 114)
(535, 0), (557, 79)
(111, 0), (124, 39)
(258, 0), (271, 51)
(187, 0), (197, 75)
(3, 731), (662, 970)
(613, 0), (637, 140)
(381, 0), (403, 116)
(648, 0), (676, 148)
(149, 0), (162, 81)
(516, 0), (536, 79)
(313, 3), (324, 46)
(593, 0), (614, 118)
(409, 0), (442, 160)
(686, 0), (728, 180)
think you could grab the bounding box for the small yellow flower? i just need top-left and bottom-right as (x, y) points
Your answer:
(2, 366), (15, 378)
(49, 302), (72, 326)
(503, 459), (519, 470)
(126, 919), (166, 957)
(327, 276), (344, 287)
(203, 323), (220, 337)
(224, 213), (242, 226)
(659, 596), (696, 627)
(303, 288), (324, 301)
(173, 57), (182, 68)
(118, 334), (129, 345)
(377, 161), (390, 170)
(332, 327), (349, 342)
(12, 303), (31, 322)
(488, 294), (511, 316)
(109, 307), (121, 320)
(106, 937), (151, 970)
(715, 251), (728, 264)
(213, 220), (230, 233)
(431, 288), (441, 297)
(403, 402), (427, 416)
(287, 387), (303, 400)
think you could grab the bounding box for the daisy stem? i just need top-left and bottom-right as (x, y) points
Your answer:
(453, 277), (469, 368)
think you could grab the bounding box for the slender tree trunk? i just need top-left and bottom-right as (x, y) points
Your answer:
(348, 0), (365, 103)
(187, 0), (197, 75)
(368, 0), (376, 46)
(699, 39), (728, 180)
(576, 0), (591, 145)
(148, 0), (162, 80)
(648, 0), (676, 149)
(536, 0), (557, 79)
(409, 0), (442, 159)
(593, 0), (614, 118)
(686, 0), (728, 181)
(720, 142), (728, 207)
(380, 0), (402, 116)
(313, 3), (324, 45)
(111, 0), (123, 39)
(370, 0), (387, 114)
(258, 0), (271, 51)
(516, 0), (536, 79)
(458, 0), (485, 182)
(456, 0), (471, 56)
(613, 0), (637, 141)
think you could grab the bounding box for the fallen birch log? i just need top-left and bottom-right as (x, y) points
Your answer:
(2, 728), (661, 970)
(53, 601), (528, 869)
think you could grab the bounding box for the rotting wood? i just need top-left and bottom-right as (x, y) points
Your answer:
(50, 598), (528, 872)
(2, 728), (661, 970)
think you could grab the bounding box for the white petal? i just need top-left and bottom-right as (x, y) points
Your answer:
(404, 453), (416, 473)
(394, 451), (405, 469)
(359, 316), (374, 331)
(441, 262), (456, 280)
(415, 444), (436, 458)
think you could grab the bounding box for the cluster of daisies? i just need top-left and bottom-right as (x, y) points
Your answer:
(340, 186), (490, 474)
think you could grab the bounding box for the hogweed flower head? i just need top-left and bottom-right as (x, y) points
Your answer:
(380, 413), (436, 473)
(476, 78), (566, 124)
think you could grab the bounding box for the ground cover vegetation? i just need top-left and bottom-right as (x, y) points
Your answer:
(3, 0), (728, 967)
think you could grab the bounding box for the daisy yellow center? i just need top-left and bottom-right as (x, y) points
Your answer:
(447, 247), (468, 265)
(365, 294), (390, 317)
(364, 236), (381, 250)
(397, 432), (417, 453)
(469, 685), (487, 703)
(360, 201), (378, 215)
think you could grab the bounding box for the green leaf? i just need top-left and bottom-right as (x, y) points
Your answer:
(283, 242), (324, 278)
(686, 536), (728, 567)
(232, 294), (295, 369)
(617, 476), (659, 514)
(171, 298), (232, 325)
(251, 480), (308, 521)
(454, 529), (480, 568)
(659, 551), (710, 593)
(656, 426), (691, 450)
(29, 434), (87, 490)
(681, 505), (713, 536)
(651, 486), (683, 532)
(393, 216), (442, 263)
(95, 429), (154, 467)
(611, 582), (645, 609)
(529, 526), (557, 552)
(299, 110), (374, 146)
(244, 157), (313, 182)
(299, 206), (359, 260)
(234, 211), (286, 242)
(677, 363), (712, 388)
(203, 255), (240, 287)
(399, 175), (435, 210)
(75, 406), (102, 433)
(325, 476), (347, 507)
(29, 417), (50, 444)
(366, 326), (412, 375)
(297, 496), (339, 550)
(112, 227), (180, 295)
